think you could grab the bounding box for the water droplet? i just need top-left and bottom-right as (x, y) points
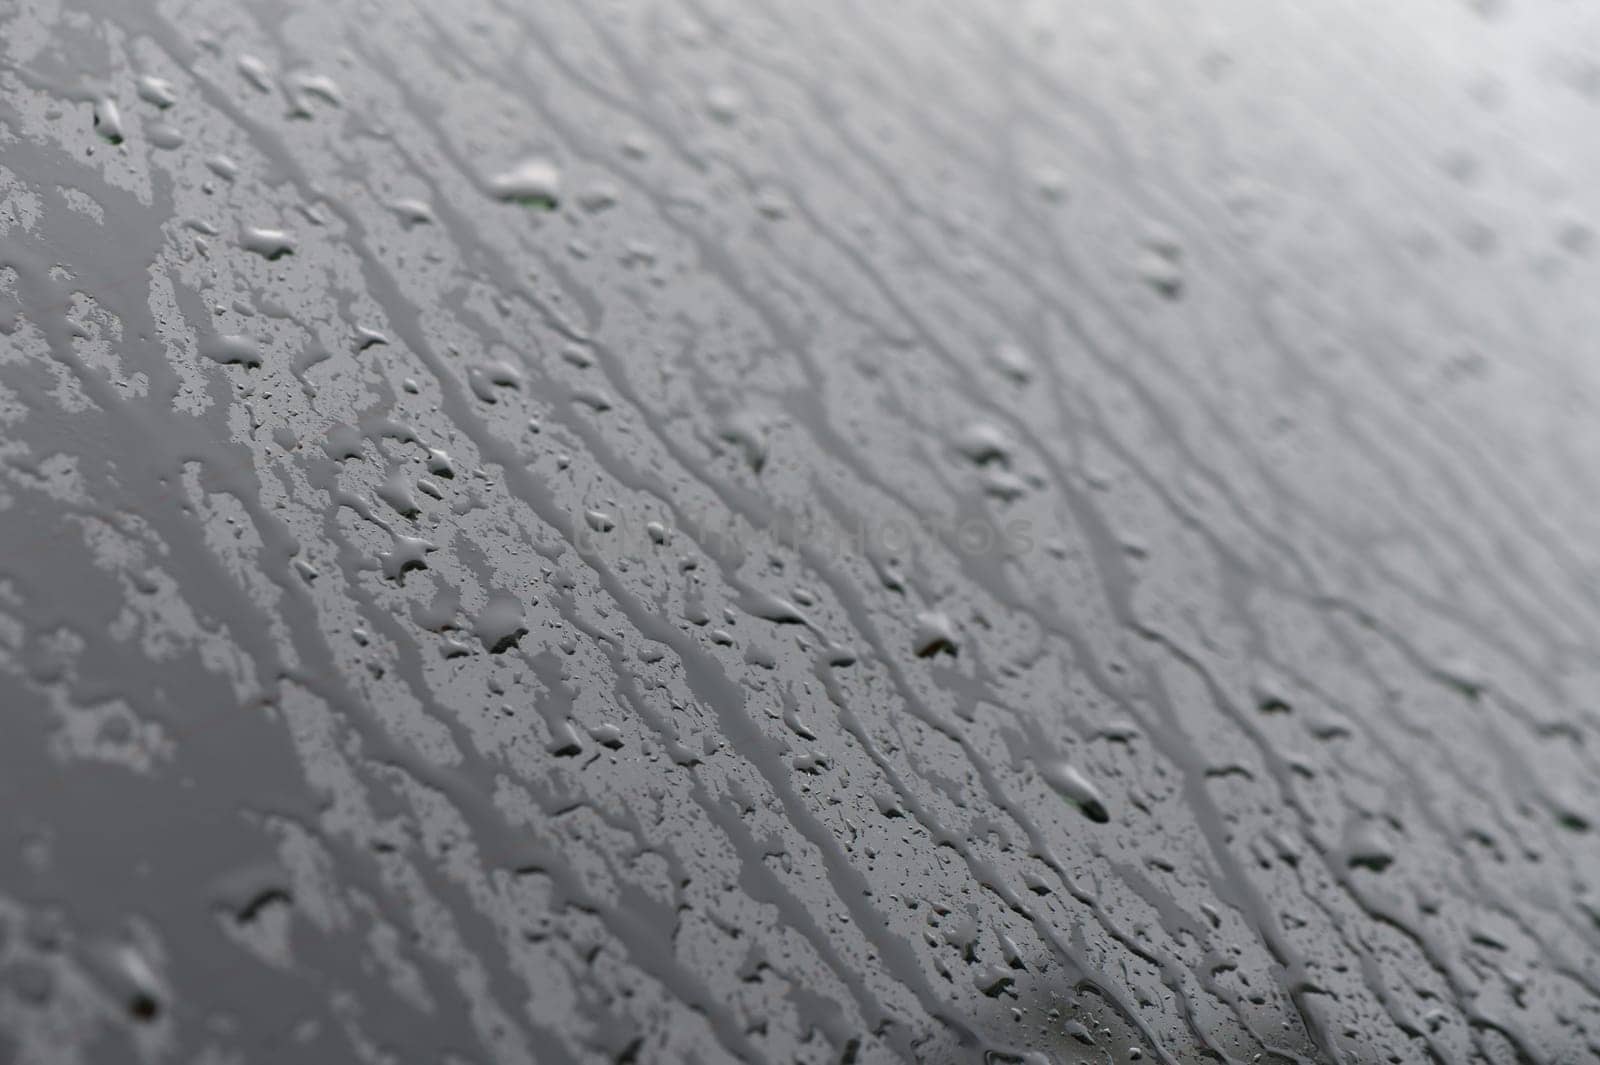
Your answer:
(377, 470), (419, 518)
(783, 707), (817, 740)
(469, 361), (523, 402)
(1253, 671), (1292, 714)
(578, 183), (620, 213)
(1034, 167), (1069, 202)
(793, 751), (827, 774)
(241, 227), (295, 260)
(324, 423), (366, 461)
(719, 412), (769, 472)
(411, 584), (459, 632)
(488, 158), (562, 209)
(136, 75), (177, 109)
(426, 448), (456, 479)
(547, 720), (584, 757)
(129, 990), (160, 1021)
(205, 154), (239, 181)
(975, 964), (1014, 997)
(1136, 238), (1183, 298)
(198, 334), (261, 367)
(379, 534), (433, 583)
(912, 611), (959, 657)
(94, 945), (164, 1023)
(993, 343), (1035, 383)
(92, 95), (123, 144)
(954, 422), (1013, 466)
(285, 72), (341, 118)
(237, 54), (273, 93)
(981, 468), (1028, 501)
(147, 123), (185, 150)
(475, 592), (527, 653)
(706, 85), (744, 124)
(388, 198), (435, 228)
(1040, 759), (1110, 823)
(740, 590), (807, 625)
(1342, 817), (1395, 872)
(752, 184), (790, 220)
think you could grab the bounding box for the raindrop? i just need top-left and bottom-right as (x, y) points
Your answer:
(547, 720), (584, 757)
(1136, 231), (1184, 298)
(136, 75), (177, 108)
(954, 422), (1013, 466)
(285, 72), (341, 117)
(783, 707), (817, 740)
(793, 751), (827, 774)
(1342, 817), (1396, 872)
(469, 361), (523, 402)
(1063, 1020), (1095, 1045)
(379, 534), (433, 583)
(1040, 759), (1110, 823)
(912, 610), (958, 657)
(412, 584), (459, 632)
(377, 470), (419, 518)
(1253, 671), (1292, 714)
(238, 54), (273, 93)
(97, 945), (163, 1024)
(578, 183), (620, 213)
(706, 84), (744, 124)
(740, 590), (807, 625)
(719, 412), (769, 472)
(488, 158), (562, 209)
(206, 154), (239, 181)
(1035, 167), (1069, 203)
(198, 334), (261, 367)
(981, 468), (1028, 501)
(475, 592), (528, 653)
(92, 95), (123, 144)
(147, 123), (185, 150)
(241, 227), (296, 260)
(975, 965), (1014, 998)
(324, 424), (366, 461)
(389, 198), (435, 228)
(993, 343), (1035, 383)
(425, 448), (456, 479)
(754, 185), (789, 220)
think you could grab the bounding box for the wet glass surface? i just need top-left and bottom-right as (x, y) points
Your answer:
(3, 1), (1600, 1062)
